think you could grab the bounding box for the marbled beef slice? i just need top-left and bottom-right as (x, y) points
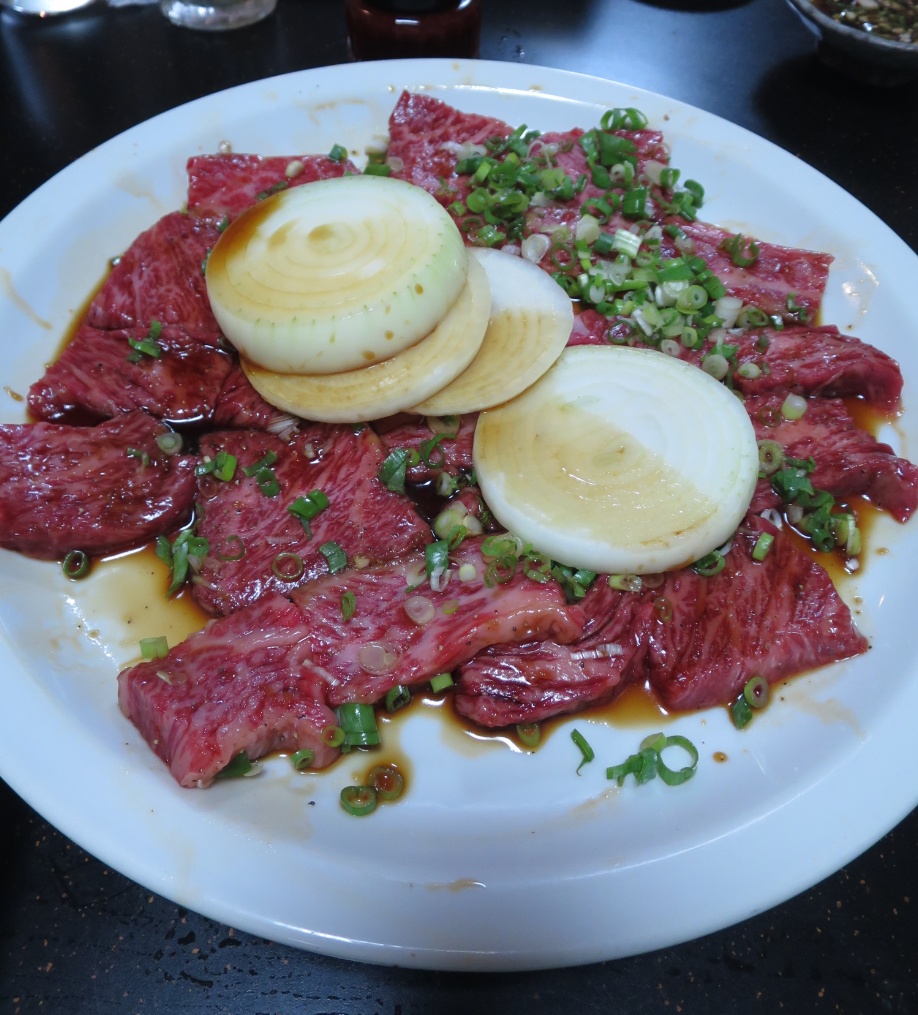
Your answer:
(118, 593), (339, 788)
(0, 409), (196, 559)
(291, 536), (585, 707)
(643, 518), (868, 711)
(745, 393), (918, 521)
(191, 423), (430, 616)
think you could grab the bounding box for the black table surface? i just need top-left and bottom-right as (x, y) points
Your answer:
(1, 0), (917, 1011)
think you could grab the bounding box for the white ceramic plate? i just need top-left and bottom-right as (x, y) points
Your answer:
(0, 59), (916, 972)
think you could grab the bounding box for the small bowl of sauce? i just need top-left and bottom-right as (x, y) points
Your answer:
(785, 0), (918, 84)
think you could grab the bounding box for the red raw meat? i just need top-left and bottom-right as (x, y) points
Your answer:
(186, 152), (359, 224)
(373, 412), (476, 483)
(643, 519), (868, 711)
(0, 410), (196, 559)
(731, 325), (903, 409)
(191, 424), (430, 616)
(387, 90), (512, 202)
(290, 537), (585, 707)
(669, 220), (832, 326)
(746, 393), (918, 521)
(212, 361), (299, 433)
(28, 321), (235, 425)
(117, 593), (339, 787)
(86, 211), (222, 341)
(454, 581), (654, 726)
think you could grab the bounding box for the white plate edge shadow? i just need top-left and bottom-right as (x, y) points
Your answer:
(0, 59), (916, 971)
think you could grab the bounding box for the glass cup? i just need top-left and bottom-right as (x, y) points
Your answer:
(159, 0), (276, 31)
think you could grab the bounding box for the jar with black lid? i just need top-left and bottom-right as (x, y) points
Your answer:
(345, 0), (481, 61)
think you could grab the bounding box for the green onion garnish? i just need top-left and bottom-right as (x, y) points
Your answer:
(336, 702), (380, 747)
(571, 728), (594, 774)
(720, 233), (760, 268)
(378, 447), (419, 493)
(271, 551), (304, 581)
(290, 748), (315, 771)
(155, 431), (183, 455)
(516, 722), (541, 748)
(139, 635), (168, 661)
(322, 724), (345, 747)
(328, 143), (347, 162)
(127, 320), (163, 363)
(242, 451), (278, 477)
(288, 489), (330, 537)
(339, 785), (378, 816)
(692, 550), (725, 577)
(340, 590), (356, 622)
(196, 449), (238, 481)
(369, 764), (404, 801)
(385, 685), (411, 713)
(61, 549), (90, 580)
(215, 533), (245, 562)
(607, 733), (698, 787)
(155, 530), (209, 596)
(752, 532), (774, 562)
(429, 673), (454, 694)
(215, 751), (256, 780)
(319, 541), (347, 574)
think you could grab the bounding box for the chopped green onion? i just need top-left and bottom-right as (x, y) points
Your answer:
(692, 550), (725, 577)
(127, 320), (163, 362)
(216, 751), (256, 780)
(385, 685), (411, 713)
(242, 451), (278, 477)
(337, 702), (380, 747)
(156, 530), (209, 596)
(319, 541), (347, 574)
(430, 673), (454, 694)
(730, 695), (754, 729)
(61, 549), (90, 580)
(608, 574), (643, 593)
(271, 552), (304, 581)
(378, 447), (419, 493)
(653, 596), (673, 622)
(288, 489), (330, 536)
(322, 724), (345, 747)
(516, 722), (541, 749)
(290, 748), (315, 770)
(155, 431), (184, 455)
(196, 449), (237, 481)
(328, 143), (347, 162)
(751, 532), (774, 562)
(607, 733), (698, 787)
(425, 539), (450, 582)
(743, 675), (770, 710)
(654, 735), (700, 786)
(720, 233), (760, 268)
(126, 446), (150, 467)
(369, 764), (404, 801)
(340, 590), (356, 622)
(571, 728), (594, 775)
(340, 785), (378, 816)
(757, 439), (785, 477)
(140, 635), (169, 661)
(215, 534), (245, 562)
(781, 393), (808, 420)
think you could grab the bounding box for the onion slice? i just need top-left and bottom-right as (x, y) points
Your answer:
(241, 254), (491, 422)
(473, 345), (759, 574)
(206, 175), (469, 375)
(412, 247), (574, 415)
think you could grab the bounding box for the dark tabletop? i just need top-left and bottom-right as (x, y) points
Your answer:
(1, 0), (917, 1011)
